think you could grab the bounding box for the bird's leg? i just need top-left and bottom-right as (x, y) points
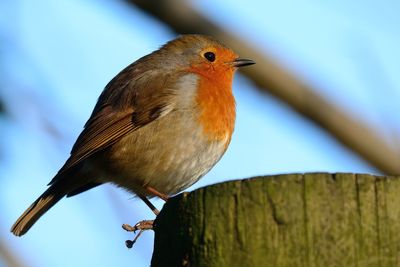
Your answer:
(145, 186), (169, 201)
(122, 189), (169, 249)
(139, 194), (160, 215)
(122, 194), (161, 249)
(122, 220), (154, 248)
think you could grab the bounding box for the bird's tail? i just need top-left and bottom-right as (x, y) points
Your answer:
(11, 181), (67, 236)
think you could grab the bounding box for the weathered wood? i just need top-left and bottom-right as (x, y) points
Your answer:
(151, 173), (400, 267)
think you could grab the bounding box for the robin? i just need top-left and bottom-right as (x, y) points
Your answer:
(11, 34), (255, 239)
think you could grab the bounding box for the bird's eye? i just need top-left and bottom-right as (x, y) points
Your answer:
(203, 52), (216, 62)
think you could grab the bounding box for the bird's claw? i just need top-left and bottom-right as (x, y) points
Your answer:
(122, 220), (154, 248)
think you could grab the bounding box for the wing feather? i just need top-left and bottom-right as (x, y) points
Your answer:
(51, 63), (177, 181)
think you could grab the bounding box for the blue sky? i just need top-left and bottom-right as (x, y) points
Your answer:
(1, 0), (399, 266)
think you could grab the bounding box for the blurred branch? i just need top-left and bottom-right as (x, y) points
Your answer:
(349, 38), (400, 146)
(0, 240), (25, 267)
(125, 0), (400, 174)
(0, 97), (4, 115)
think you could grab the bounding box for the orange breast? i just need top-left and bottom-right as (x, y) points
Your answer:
(192, 67), (236, 142)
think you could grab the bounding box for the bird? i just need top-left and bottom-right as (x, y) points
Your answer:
(11, 34), (255, 237)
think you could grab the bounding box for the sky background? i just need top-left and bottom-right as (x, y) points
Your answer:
(1, 0), (399, 266)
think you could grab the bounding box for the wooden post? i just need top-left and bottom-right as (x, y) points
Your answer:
(151, 173), (400, 267)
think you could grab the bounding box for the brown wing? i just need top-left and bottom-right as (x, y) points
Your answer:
(52, 64), (176, 181)
(58, 109), (135, 173)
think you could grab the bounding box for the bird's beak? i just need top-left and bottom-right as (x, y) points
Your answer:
(232, 58), (255, 68)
